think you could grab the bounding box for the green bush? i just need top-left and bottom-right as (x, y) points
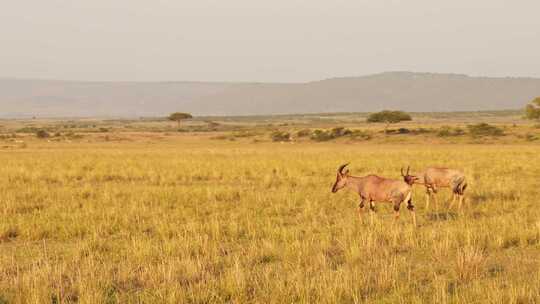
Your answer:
(330, 127), (352, 137)
(16, 127), (40, 133)
(387, 128), (433, 135)
(310, 130), (334, 142)
(437, 126), (465, 137)
(385, 128), (411, 134)
(350, 130), (373, 140)
(36, 130), (50, 139)
(525, 97), (540, 120)
(296, 129), (312, 137)
(309, 127), (355, 141)
(271, 131), (291, 142)
(453, 128), (465, 136)
(467, 123), (504, 137)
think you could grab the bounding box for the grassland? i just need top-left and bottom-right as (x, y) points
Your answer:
(0, 112), (539, 303)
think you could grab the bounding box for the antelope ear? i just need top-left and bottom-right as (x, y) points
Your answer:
(343, 169), (349, 176)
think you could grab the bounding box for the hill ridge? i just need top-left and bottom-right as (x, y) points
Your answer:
(0, 72), (538, 117)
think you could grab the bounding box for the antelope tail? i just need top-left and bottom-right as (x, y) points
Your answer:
(452, 176), (467, 195)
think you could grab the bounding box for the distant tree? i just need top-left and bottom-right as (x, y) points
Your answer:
(367, 110), (412, 131)
(168, 112), (193, 128)
(35, 129), (50, 139)
(525, 97), (540, 120)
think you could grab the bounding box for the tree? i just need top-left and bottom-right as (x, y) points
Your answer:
(36, 129), (50, 139)
(168, 112), (193, 128)
(525, 97), (540, 120)
(366, 110), (412, 131)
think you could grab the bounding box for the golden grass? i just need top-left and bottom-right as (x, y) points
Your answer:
(0, 137), (539, 303)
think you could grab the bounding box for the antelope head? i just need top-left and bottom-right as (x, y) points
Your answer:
(401, 166), (419, 185)
(332, 163), (350, 193)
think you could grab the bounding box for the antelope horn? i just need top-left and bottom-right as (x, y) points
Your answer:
(401, 167), (405, 177)
(338, 163), (349, 175)
(407, 166), (410, 175)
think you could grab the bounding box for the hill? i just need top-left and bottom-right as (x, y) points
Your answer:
(0, 72), (538, 117)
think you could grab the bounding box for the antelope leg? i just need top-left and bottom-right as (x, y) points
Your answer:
(458, 195), (464, 209)
(369, 200), (375, 226)
(449, 193), (457, 209)
(425, 192), (430, 211)
(394, 210), (400, 220)
(407, 201), (416, 227)
(433, 193), (439, 212)
(358, 199), (365, 221)
(393, 202), (401, 223)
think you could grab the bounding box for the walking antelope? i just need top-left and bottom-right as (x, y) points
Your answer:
(332, 164), (416, 226)
(401, 166), (467, 210)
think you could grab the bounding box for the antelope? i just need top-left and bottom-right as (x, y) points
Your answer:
(332, 164), (416, 226)
(401, 166), (467, 210)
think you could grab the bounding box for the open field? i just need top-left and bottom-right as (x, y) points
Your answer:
(1, 113), (540, 303)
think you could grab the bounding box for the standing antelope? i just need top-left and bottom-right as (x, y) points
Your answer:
(332, 164), (416, 226)
(401, 166), (467, 210)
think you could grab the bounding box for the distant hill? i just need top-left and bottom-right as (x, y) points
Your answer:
(0, 72), (538, 117)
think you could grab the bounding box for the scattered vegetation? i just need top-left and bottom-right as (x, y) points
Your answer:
(35, 129), (50, 139)
(204, 121), (221, 131)
(384, 127), (411, 134)
(232, 131), (259, 138)
(271, 131), (291, 142)
(310, 129), (335, 141)
(349, 129), (373, 140)
(16, 126), (42, 133)
(310, 127), (352, 141)
(437, 126), (466, 137)
(525, 97), (540, 120)
(296, 129), (312, 137)
(467, 123), (504, 137)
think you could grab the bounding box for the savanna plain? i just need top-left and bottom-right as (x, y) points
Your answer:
(0, 112), (539, 303)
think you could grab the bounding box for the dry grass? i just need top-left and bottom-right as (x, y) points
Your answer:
(0, 136), (539, 303)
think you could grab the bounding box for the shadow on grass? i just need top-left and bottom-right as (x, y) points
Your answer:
(469, 192), (520, 204)
(426, 212), (458, 221)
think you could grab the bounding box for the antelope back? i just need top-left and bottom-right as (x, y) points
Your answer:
(424, 167), (464, 186)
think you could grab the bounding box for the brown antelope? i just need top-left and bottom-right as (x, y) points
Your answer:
(401, 166), (467, 210)
(332, 164), (416, 226)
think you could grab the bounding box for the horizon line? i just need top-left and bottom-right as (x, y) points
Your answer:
(1, 70), (540, 84)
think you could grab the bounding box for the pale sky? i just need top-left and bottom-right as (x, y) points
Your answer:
(1, 0), (539, 82)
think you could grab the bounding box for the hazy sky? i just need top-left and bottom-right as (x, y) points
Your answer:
(1, 0), (539, 82)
